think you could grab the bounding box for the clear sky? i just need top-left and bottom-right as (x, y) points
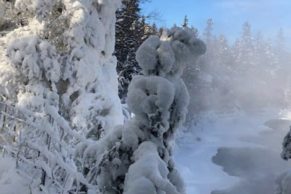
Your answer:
(141, 0), (291, 42)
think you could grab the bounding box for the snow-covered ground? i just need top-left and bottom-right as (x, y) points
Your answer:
(0, 157), (29, 194)
(1, 108), (291, 194)
(175, 109), (291, 194)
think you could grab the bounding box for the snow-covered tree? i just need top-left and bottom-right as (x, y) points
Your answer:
(233, 22), (255, 74)
(0, 0), (123, 192)
(75, 27), (205, 194)
(182, 15), (189, 28)
(281, 128), (291, 160)
(115, 0), (161, 102)
(276, 128), (291, 194)
(203, 18), (214, 46)
(276, 28), (286, 53)
(115, 0), (146, 102)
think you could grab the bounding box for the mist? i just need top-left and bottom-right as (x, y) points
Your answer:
(184, 21), (291, 119)
(180, 19), (291, 194)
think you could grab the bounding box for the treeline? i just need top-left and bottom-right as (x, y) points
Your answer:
(181, 19), (291, 124)
(115, 0), (158, 102)
(116, 7), (291, 124)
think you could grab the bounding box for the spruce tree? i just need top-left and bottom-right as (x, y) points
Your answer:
(182, 15), (189, 28)
(77, 27), (206, 194)
(115, 0), (144, 102)
(204, 18), (214, 45)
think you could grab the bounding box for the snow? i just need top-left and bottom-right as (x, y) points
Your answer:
(127, 75), (175, 128)
(124, 141), (180, 194)
(0, 108), (287, 194)
(175, 109), (290, 194)
(135, 35), (160, 75)
(0, 0), (124, 192)
(0, 156), (29, 194)
(276, 169), (291, 194)
(7, 37), (61, 82)
(62, 0), (124, 135)
(0, 1), (290, 193)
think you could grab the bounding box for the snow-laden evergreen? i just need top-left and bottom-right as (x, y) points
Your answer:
(277, 126), (291, 194)
(0, 0), (123, 193)
(281, 128), (291, 160)
(75, 27), (205, 194)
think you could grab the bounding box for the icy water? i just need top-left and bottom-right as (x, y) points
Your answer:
(212, 118), (291, 194)
(175, 111), (291, 194)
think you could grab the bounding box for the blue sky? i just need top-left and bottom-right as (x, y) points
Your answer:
(141, 0), (291, 42)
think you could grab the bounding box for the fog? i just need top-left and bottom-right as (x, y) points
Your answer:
(181, 20), (291, 194)
(184, 21), (291, 120)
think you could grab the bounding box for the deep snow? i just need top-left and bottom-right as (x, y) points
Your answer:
(1, 109), (291, 194)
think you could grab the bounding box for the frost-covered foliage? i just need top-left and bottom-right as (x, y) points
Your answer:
(0, 0), (123, 193)
(277, 126), (291, 194)
(115, 0), (158, 102)
(75, 27), (205, 193)
(0, 157), (29, 194)
(278, 127), (291, 194)
(136, 29), (205, 78)
(115, 0), (143, 102)
(60, 0), (123, 137)
(281, 127), (291, 160)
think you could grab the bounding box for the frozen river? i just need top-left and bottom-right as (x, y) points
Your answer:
(175, 111), (291, 194)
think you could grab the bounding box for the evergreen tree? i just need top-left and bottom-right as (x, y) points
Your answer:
(181, 27), (205, 123)
(76, 27), (206, 194)
(277, 128), (291, 194)
(115, 0), (145, 102)
(274, 29), (291, 106)
(203, 18), (214, 45)
(233, 22), (255, 74)
(276, 28), (286, 52)
(0, 0), (123, 192)
(150, 23), (159, 35)
(182, 15), (189, 28)
(202, 18), (215, 71)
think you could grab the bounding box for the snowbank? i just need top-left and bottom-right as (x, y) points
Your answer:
(0, 156), (29, 194)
